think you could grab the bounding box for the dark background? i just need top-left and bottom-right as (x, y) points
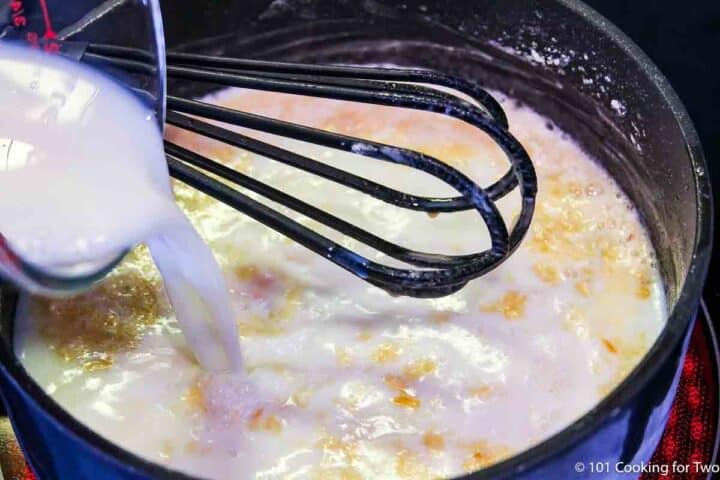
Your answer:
(584, 1), (719, 305)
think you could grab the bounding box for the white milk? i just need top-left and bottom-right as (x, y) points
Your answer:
(15, 83), (666, 479)
(0, 43), (240, 371)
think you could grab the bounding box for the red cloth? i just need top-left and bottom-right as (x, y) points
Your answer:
(19, 322), (718, 480)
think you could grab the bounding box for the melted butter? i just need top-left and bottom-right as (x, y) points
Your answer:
(480, 291), (527, 320)
(462, 441), (513, 472)
(31, 262), (164, 369)
(15, 88), (666, 479)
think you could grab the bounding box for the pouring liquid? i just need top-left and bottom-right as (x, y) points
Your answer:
(0, 43), (241, 371)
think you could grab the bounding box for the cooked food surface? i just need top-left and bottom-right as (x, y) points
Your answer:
(15, 89), (665, 479)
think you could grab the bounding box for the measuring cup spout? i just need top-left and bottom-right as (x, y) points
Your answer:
(0, 0), (166, 294)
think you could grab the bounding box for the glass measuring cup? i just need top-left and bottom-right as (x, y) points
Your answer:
(0, 0), (166, 295)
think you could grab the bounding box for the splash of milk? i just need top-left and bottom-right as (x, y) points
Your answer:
(0, 43), (241, 372)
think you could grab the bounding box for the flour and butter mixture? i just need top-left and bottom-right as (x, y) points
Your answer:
(15, 87), (665, 479)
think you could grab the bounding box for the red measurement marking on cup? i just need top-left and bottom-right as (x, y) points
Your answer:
(36, 0), (56, 39)
(12, 0), (59, 52)
(9, 0), (27, 28)
(36, 0), (59, 52)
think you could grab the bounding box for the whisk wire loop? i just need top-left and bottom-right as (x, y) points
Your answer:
(80, 42), (537, 298)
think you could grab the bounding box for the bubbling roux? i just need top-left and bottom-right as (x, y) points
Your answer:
(15, 85), (665, 479)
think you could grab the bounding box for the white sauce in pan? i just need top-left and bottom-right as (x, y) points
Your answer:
(15, 84), (665, 479)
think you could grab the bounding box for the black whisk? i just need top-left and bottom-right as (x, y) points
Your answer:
(81, 43), (536, 298)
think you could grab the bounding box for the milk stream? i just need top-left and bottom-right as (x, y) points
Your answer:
(0, 43), (241, 371)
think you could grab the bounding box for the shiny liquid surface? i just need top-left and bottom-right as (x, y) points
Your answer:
(16, 87), (666, 478)
(0, 43), (240, 371)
